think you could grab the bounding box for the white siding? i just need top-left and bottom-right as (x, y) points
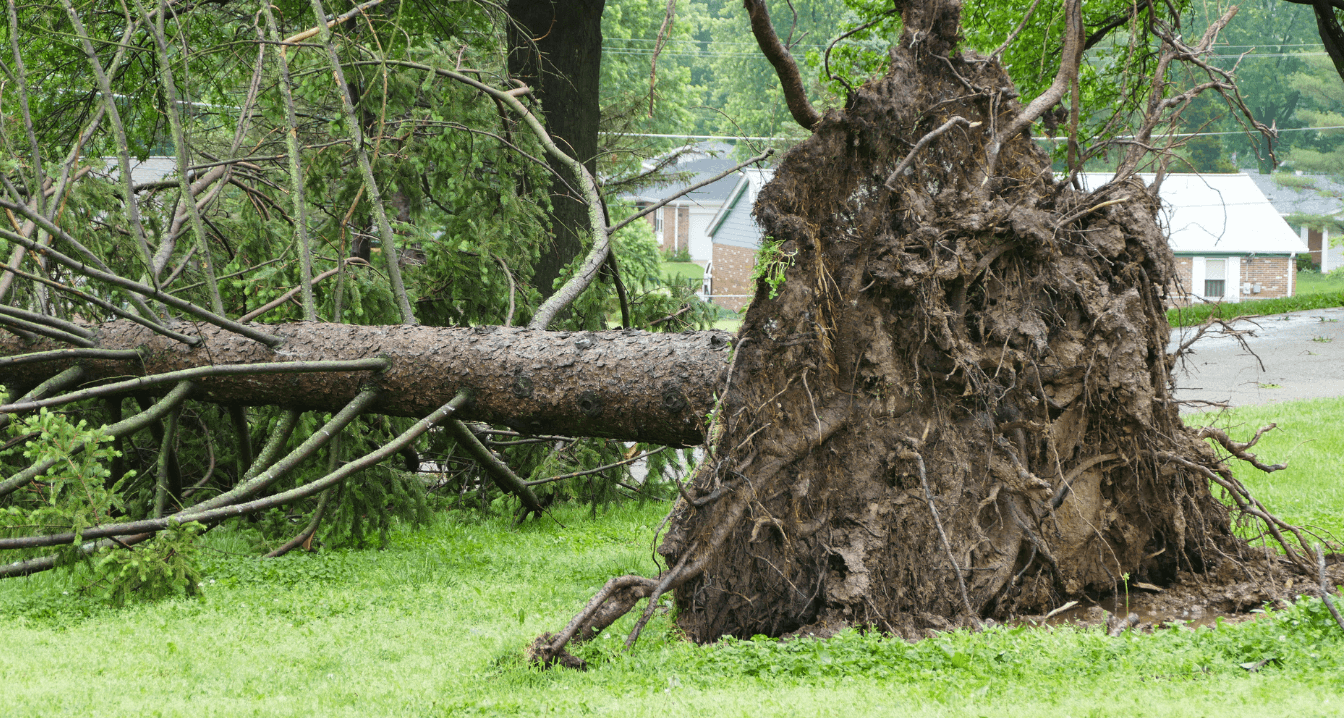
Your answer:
(1325, 229), (1342, 273)
(1191, 257), (1241, 302)
(687, 207), (717, 265)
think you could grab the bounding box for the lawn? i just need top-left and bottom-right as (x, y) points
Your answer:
(3, 401), (1343, 717)
(1191, 397), (1344, 541)
(1295, 269), (1344, 297)
(712, 314), (743, 333)
(661, 261), (704, 283)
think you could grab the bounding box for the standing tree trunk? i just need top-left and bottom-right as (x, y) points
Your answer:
(506, 0), (606, 299)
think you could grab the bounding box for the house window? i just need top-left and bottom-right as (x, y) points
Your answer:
(1204, 258), (1225, 298)
(655, 213), (664, 234)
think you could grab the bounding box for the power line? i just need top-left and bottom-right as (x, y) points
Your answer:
(603, 45), (1332, 61)
(605, 37), (1330, 50)
(1208, 52), (1328, 58)
(601, 132), (791, 141)
(611, 126), (1344, 142)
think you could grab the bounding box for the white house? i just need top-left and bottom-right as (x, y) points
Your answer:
(1078, 173), (1308, 304)
(702, 171), (1309, 310)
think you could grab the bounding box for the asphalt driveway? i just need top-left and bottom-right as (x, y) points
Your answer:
(1169, 305), (1344, 411)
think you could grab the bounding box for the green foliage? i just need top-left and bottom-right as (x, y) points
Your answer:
(0, 408), (126, 542)
(751, 237), (796, 298)
(1284, 55), (1344, 174)
(663, 246), (692, 263)
(1180, 2), (1344, 173)
(324, 466), (433, 550)
(87, 520), (205, 606)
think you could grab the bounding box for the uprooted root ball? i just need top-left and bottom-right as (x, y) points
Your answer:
(656, 43), (1253, 642)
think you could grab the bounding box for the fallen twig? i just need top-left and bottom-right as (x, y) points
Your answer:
(524, 448), (668, 487)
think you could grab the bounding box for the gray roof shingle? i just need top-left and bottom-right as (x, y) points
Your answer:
(1243, 171), (1344, 218)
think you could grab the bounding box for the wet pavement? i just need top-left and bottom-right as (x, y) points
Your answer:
(1170, 305), (1344, 411)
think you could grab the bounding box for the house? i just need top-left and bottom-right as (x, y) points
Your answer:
(1243, 171), (1344, 271)
(704, 168), (773, 311)
(703, 171), (1308, 310)
(1078, 173), (1308, 304)
(628, 143), (744, 267)
(102, 155), (180, 186)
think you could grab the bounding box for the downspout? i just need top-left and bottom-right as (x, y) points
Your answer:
(674, 202), (681, 253)
(1289, 253), (1296, 297)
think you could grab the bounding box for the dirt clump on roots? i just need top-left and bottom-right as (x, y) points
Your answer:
(653, 39), (1306, 642)
(529, 6), (1331, 667)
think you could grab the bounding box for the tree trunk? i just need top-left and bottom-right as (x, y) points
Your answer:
(650, 11), (1243, 641)
(0, 322), (730, 446)
(506, 0), (606, 299)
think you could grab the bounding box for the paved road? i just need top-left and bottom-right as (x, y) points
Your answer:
(1169, 305), (1344, 411)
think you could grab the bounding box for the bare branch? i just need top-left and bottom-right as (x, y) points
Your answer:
(0, 221), (284, 346)
(237, 260), (366, 323)
(743, 0), (821, 129)
(989, 0), (1044, 61)
(884, 116), (976, 189)
(1196, 424), (1289, 473)
(280, 0), (387, 54)
(448, 419), (545, 518)
(0, 358), (389, 415)
(987, 0), (1082, 178)
(308, 0), (416, 326)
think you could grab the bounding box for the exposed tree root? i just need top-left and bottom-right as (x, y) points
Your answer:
(532, 0), (1340, 665)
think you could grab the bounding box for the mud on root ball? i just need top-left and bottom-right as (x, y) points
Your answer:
(654, 42), (1248, 642)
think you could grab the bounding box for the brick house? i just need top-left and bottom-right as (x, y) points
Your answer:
(704, 169), (774, 311)
(628, 144), (743, 271)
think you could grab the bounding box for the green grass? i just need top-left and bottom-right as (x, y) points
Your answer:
(4, 401), (1344, 716)
(1295, 269), (1344, 297)
(711, 314), (743, 333)
(661, 261), (704, 282)
(1191, 397), (1344, 541)
(1167, 291), (1344, 327)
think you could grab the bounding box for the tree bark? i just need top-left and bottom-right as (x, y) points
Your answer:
(0, 322), (730, 447)
(506, 0), (606, 299)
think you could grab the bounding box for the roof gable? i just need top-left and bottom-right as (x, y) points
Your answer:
(1077, 173), (1308, 255)
(708, 169), (774, 248)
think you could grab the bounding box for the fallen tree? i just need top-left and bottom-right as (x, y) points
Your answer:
(0, 322), (730, 446)
(0, 0), (1335, 654)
